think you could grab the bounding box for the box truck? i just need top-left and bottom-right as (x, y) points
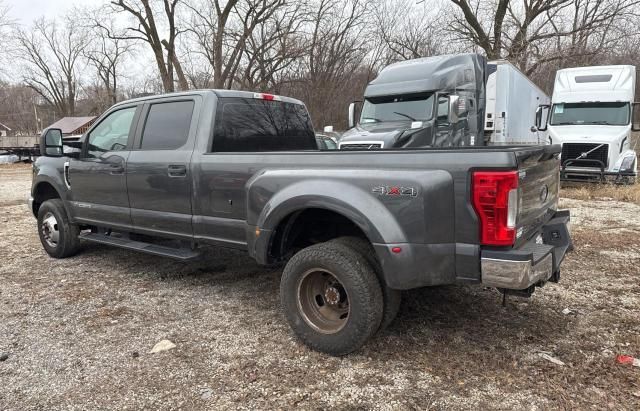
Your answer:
(337, 54), (549, 150)
(536, 65), (638, 183)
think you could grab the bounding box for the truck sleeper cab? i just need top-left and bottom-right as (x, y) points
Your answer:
(31, 88), (572, 356)
(536, 65), (639, 183)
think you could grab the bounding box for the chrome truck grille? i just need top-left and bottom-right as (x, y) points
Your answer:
(339, 142), (383, 150)
(561, 143), (609, 168)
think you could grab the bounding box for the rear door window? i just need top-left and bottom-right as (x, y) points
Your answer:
(140, 100), (194, 150)
(212, 98), (316, 152)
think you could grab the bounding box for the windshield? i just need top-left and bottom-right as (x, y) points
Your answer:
(360, 93), (434, 124)
(549, 102), (630, 126)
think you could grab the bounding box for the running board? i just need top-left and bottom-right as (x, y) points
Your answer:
(79, 232), (201, 261)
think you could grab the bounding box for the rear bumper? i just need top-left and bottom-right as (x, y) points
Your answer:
(481, 210), (572, 290)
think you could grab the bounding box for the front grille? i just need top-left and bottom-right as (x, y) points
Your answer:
(339, 143), (383, 150)
(561, 143), (609, 168)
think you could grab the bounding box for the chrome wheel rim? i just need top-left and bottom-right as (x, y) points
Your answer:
(41, 212), (59, 248)
(297, 268), (350, 334)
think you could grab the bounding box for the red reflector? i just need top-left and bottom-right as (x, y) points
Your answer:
(391, 247), (402, 254)
(472, 170), (518, 246)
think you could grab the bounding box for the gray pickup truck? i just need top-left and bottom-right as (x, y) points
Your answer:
(30, 89), (572, 355)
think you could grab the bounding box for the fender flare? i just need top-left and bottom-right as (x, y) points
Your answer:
(251, 180), (407, 262)
(31, 174), (68, 217)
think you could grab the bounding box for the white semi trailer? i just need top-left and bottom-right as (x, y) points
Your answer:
(484, 60), (550, 145)
(536, 65), (638, 183)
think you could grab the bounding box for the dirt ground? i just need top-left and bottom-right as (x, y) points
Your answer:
(1, 163), (639, 410)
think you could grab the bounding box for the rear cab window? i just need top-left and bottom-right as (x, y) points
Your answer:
(212, 97), (316, 152)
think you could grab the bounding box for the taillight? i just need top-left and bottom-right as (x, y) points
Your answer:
(472, 170), (519, 246)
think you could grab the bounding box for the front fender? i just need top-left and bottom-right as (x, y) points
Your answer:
(31, 158), (70, 216)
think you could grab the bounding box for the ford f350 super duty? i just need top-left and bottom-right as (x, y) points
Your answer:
(31, 88), (572, 355)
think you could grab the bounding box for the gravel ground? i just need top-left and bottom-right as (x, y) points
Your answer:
(1, 163), (639, 410)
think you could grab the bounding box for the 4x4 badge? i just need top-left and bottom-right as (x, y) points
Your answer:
(372, 186), (418, 197)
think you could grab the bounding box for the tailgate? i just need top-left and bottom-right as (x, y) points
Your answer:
(515, 145), (561, 245)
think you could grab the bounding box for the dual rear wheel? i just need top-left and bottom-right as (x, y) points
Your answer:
(280, 238), (401, 356)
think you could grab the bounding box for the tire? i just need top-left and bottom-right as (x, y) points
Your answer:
(37, 199), (81, 258)
(331, 236), (402, 331)
(280, 242), (383, 356)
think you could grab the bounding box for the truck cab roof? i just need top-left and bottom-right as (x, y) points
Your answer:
(111, 89), (306, 108)
(364, 53), (485, 98)
(553, 65), (636, 103)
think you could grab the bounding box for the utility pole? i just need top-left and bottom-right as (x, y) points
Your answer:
(33, 104), (40, 134)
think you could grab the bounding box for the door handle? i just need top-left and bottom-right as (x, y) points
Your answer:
(109, 163), (124, 174)
(168, 164), (187, 177)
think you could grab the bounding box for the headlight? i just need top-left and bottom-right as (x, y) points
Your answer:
(620, 155), (636, 171)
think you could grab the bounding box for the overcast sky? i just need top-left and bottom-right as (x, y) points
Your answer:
(7, 0), (95, 23)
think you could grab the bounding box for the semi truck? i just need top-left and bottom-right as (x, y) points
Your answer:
(338, 54), (549, 149)
(535, 65), (639, 183)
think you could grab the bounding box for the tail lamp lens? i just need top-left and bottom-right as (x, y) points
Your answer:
(472, 171), (519, 246)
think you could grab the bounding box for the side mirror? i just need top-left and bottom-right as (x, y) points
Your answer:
(348, 103), (356, 129)
(448, 95), (460, 124)
(40, 128), (64, 157)
(348, 100), (362, 129)
(535, 104), (550, 131)
(632, 102), (640, 131)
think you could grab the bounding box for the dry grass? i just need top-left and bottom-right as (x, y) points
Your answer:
(561, 183), (640, 205)
(560, 135), (638, 204)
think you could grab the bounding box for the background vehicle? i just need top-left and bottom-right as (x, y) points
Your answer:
(338, 54), (548, 150)
(484, 60), (550, 145)
(31, 90), (571, 356)
(536, 65), (639, 183)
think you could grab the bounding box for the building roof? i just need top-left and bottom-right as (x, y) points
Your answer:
(0, 122), (11, 131)
(47, 116), (96, 134)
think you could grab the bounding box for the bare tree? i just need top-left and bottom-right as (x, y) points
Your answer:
(238, 4), (306, 91)
(14, 16), (88, 117)
(374, 0), (447, 64)
(85, 16), (135, 110)
(0, 82), (42, 134)
(284, 0), (372, 128)
(108, 0), (189, 92)
(185, 0), (286, 89)
(448, 0), (640, 74)
(0, 0), (16, 78)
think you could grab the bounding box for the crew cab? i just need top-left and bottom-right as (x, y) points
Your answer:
(31, 90), (572, 355)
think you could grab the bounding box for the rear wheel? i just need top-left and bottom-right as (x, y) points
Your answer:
(331, 236), (402, 331)
(37, 199), (81, 258)
(280, 242), (383, 356)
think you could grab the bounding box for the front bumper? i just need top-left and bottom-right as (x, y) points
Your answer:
(561, 159), (636, 183)
(481, 210), (572, 291)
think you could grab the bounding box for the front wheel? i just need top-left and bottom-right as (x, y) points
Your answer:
(37, 199), (81, 258)
(280, 242), (383, 356)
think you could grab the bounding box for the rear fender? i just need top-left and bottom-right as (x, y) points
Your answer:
(248, 177), (407, 263)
